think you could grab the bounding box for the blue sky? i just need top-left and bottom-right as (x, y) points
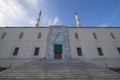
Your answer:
(0, 0), (120, 27)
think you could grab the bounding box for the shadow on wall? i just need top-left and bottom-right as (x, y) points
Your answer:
(109, 68), (120, 74)
(0, 67), (9, 72)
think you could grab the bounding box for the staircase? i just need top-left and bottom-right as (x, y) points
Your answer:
(0, 59), (120, 80)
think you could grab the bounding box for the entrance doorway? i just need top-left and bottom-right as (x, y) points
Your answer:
(55, 53), (62, 59)
(54, 44), (62, 59)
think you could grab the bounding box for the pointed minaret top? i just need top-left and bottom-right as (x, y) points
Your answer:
(35, 11), (41, 27)
(75, 10), (78, 15)
(39, 11), (41, 17)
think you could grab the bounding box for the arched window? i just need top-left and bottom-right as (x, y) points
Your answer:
(75, 32), (79, 39)
(37, 32), (41, 39)
(110, 33), (115, 39)
(93, 33), (97, 39)
(19, 32), (24, 39)
(1, 32), (7, 39)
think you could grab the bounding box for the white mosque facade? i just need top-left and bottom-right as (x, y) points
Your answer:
(0, 26), (120, 70)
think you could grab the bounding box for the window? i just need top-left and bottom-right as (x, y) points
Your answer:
(110, 33), (115, 39)
(97, 47), (103, 56)
(77, 48), (82, 56)
(37, 32), (41, 39)
(75, 33), (79, 39)
(93, 33), (97, 39)
(1, 32), (7, 39)
(34, 47), (40, 56)
(19, 32), (23, 39)
(13, 47), (19, 56)
(117, 47), (120, 54)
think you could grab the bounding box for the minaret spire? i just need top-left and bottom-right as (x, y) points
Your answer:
(35, 11), (41, 27)
(75, 11), (80, 27)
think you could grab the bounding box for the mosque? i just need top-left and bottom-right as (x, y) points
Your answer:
(0, 11), (120, 80)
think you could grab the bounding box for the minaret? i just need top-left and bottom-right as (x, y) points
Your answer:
(75, 11), (80, 27)
(35, 11), (41, 27)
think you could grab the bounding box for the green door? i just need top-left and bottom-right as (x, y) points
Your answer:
(54, 44), (62, 59)
(54, 44), (62, 53)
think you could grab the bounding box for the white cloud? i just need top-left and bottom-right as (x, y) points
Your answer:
(30, 19), (36, 26)
(26, 0), (39, 10)
(48, 17), (60, 25)
(0, 0), (28, 26)
(100, 24), (112, 27)
(100, 24), (108, 27)
(54, 17), (60, 25)
(0, 0), (59, 27)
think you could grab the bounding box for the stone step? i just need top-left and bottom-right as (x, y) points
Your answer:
(0, 73), (119, 78)
(3, 69), (113, 74)
(0, 59), (120, 79)
(1, 70), (114, 74)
